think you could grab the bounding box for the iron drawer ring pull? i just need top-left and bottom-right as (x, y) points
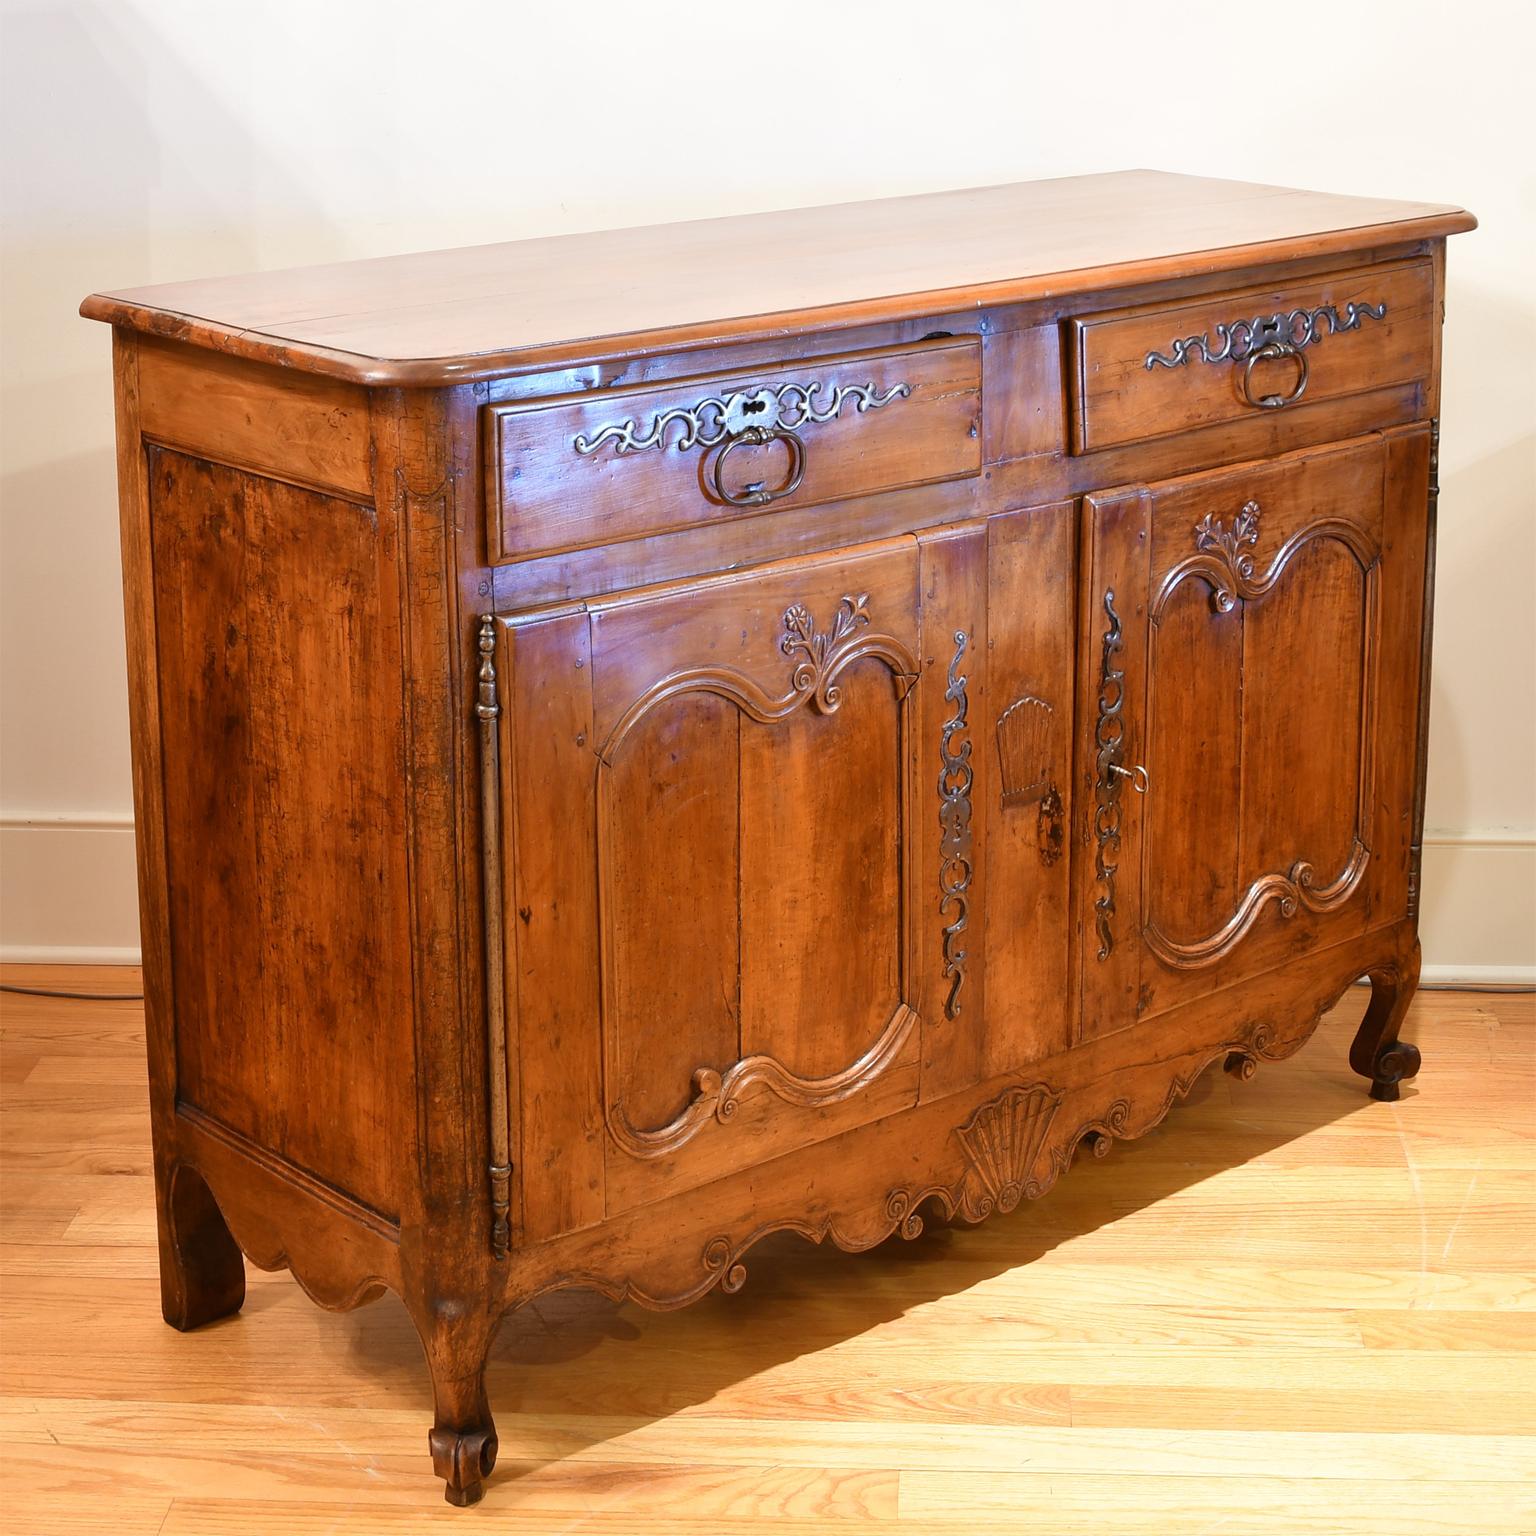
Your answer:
(1242, 341), (1309, 410)
(711, 425), (806, 507)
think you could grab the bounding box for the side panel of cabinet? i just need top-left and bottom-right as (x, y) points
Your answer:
(147, 447), (414, 1222)
(1076, 431), (1428, 1037)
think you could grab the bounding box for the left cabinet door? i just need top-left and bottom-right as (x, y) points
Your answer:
(496, 539), (930, 1239)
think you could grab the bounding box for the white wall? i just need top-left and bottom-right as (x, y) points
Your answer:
(2, 0), (1532, 980)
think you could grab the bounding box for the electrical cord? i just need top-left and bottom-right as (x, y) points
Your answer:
(0, 982), (1529, 1004)
(0, 984), (145, 1001)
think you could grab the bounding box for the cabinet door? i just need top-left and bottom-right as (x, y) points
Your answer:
(1075, 430), (1430, 1035)
(501, 539), (935, 1235)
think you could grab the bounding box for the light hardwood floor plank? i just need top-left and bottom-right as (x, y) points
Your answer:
(1, 963), (1531, 1533)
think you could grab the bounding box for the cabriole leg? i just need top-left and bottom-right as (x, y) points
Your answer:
(155, 1159), (245, 1331)
(1349, 939), (1424, 1102)
(418, 1308), (500, 1506)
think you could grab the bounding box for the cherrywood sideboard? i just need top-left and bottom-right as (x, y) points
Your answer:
(82, 171), (1475, 1504)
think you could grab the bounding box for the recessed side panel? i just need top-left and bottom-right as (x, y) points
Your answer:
(148, 447), (412, 1222)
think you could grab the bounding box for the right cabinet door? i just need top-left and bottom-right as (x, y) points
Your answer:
(1075, 429), (1431, 1036)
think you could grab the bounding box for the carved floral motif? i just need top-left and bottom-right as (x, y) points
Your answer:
(781, 593), (872, 713)
(1194, 499), (1262, 612)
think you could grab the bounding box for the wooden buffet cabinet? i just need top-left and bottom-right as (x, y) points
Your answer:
(83, 171), (1475, 1504)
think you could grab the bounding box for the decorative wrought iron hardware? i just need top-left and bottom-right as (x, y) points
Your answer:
(938, 631), (974, 1019)
(573, 378), (912, 457)
(1092, 591), (1126, 961)
(1143, 301), (1387, 371)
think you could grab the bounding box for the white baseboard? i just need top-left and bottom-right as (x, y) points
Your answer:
(0, 814), (141, 965)
(1417, 833), (1535, 987)
(3, 817), (1532, 983)
(0, 944), (144, 966)
(1421, 965), (1535, 988)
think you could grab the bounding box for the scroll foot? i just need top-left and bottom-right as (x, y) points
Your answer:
(1349, 938), (1423, 1103)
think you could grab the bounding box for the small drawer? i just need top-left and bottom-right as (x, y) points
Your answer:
(1068, 259), (1435, 454)
(484, 336), (981, 562)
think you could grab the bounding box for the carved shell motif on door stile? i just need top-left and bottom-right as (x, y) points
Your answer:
(598, 593), (921, 1161)
(1144, 498), (1379, 970)
(996, 695), (1064, 869)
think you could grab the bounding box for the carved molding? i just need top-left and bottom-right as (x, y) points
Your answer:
(1154, 499), (1381, 618)
(678, 1011), (1313, 1304)
(605, 1005), (919, 1160)
(1092, 590), (1126, 961)
(1144, 844), (1372, 969)
(1144, 502), (1381, 970)
(598, 593), (918, 764)
(938, 631), (973, 1020)
(1143, 300), (1387, 370)
(573, 378), (912, 457)
(599, 591), (919, 1161)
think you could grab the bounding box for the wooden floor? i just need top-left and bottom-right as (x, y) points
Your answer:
(2, 964), (1532, 1533)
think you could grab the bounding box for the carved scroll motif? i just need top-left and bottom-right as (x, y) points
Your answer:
(1143, 300), (1388, 370)
(938, 632), (973, 1020)
(781, 593), (876, 713)
(1092, 592), (1126, 961)
(1156, 497), (1382, 618)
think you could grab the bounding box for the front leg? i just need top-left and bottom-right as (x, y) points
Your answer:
(416, 1304), (500, 1505)
(1349, 939), (1423, 1102)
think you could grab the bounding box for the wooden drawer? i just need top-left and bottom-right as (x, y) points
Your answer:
(1068, 259), (1435, 453)
(484, 336), (981, 562)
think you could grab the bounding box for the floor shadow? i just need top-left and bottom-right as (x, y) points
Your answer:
(317, 988), (1421, 1490)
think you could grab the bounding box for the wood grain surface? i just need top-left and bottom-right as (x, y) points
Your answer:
(79, 172), (1474, 383)
(4, 964), (1530, 1534)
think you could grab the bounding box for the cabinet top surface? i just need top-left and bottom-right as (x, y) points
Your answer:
(81, 171), (1472, 386)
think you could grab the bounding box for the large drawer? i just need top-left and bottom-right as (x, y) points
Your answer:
(1068, 259), (1435, 454)
(484, 336), (981, 562)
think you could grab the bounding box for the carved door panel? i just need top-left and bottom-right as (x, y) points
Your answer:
(500, 536), (974, 1235)
(1075, 430), (1430, 1037)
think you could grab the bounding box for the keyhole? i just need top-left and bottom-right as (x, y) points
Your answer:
(743, 398), (767, 415)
